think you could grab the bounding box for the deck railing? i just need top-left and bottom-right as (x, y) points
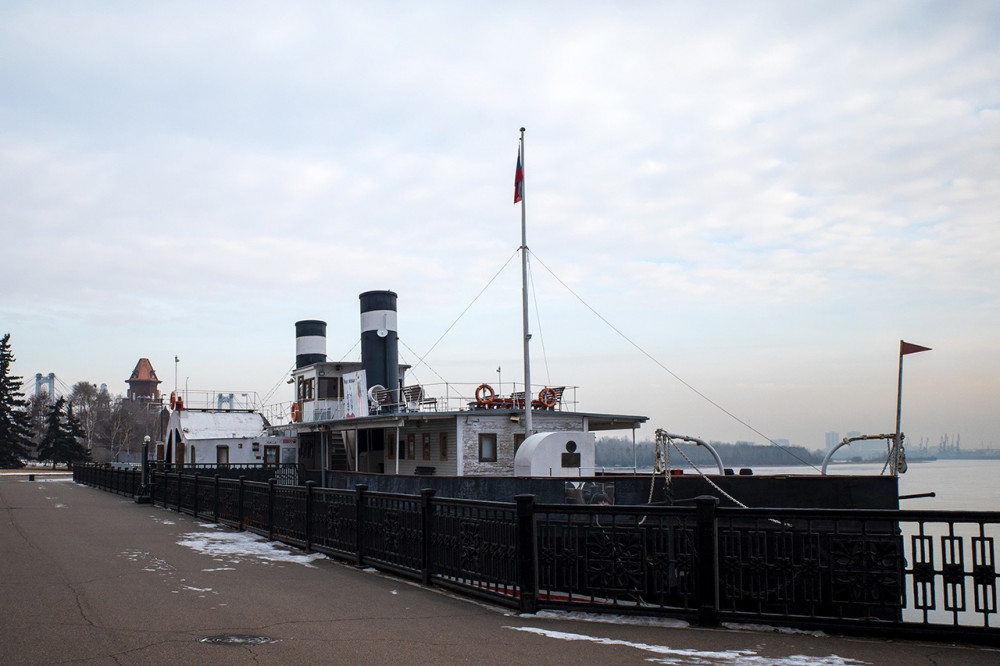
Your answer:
(72, 463), (1000, 646)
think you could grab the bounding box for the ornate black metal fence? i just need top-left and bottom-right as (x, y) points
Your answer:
(72, 464), (1000, 646)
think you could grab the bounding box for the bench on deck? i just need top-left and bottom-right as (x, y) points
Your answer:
(414, 466), (436, 476)
(402, 385), (437, 412)
(369, 387), (394, 414)
(511, 386), (565, 410)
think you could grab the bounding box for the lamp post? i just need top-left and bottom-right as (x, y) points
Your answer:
(136, 435), (152, 504)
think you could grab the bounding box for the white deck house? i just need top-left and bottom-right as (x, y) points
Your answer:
(161, 409), (294, 467)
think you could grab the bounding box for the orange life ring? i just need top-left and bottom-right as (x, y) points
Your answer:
(291, 402), (300, 422)
(538, 387), (558, 408)
(475, 383), (495, 405)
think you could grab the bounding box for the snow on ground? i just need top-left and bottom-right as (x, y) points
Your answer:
(526, 609), (690, 629)
(722, 622), (826, 637)
(0, 471), (73, 480)
(507, 626), (868, 665)
(176, 528), (326, 568)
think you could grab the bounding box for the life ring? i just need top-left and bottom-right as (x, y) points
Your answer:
(291, 402), (300, 422)
(475, 383), (495, 405)
(538, 387), (558, 408)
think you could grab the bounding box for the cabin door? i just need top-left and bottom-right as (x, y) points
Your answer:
(264, 445), (280, 468)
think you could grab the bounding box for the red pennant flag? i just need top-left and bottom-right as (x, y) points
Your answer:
(513, 147), (524, 204)
(900, 341), (932, 356)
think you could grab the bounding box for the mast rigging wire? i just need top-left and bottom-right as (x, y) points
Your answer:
(529, 250), (818, 470)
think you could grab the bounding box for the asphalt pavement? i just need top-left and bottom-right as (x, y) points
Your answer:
(2, 472), (998, 665)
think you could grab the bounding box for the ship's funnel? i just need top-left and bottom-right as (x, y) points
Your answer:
(360, 290), (398, 405)
(295, 320), (327, 368)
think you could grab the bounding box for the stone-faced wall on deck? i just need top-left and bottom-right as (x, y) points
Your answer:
(460, 411), (587, 475)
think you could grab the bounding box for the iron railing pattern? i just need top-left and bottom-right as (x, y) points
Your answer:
(72, 464), (1000, 645)
(309, 487), (359, 558)
(430, 497), (519, 603)
(533, 505), (701, 614)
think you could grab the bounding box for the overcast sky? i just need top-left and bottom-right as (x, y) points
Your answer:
(3, 1), (998, 452)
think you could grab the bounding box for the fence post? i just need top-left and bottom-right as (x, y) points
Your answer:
(694, 495), (720, 626)
(420, 488), (437, 586)
(355, 484), (368, 567)
(268, 478), (277, 540)
(238, 476), (247, 531)
(304, 481), (315, 553)
(213, 475), (220, 524)
(192, 473), (199, 518)
(515, 494), (538, 614)
(176, 472), (183, 513)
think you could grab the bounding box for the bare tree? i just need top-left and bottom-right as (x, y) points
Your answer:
(69, 381), (99, 453)
(96, 396), (158, 462)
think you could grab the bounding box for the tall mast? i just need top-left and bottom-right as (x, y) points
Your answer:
(518, 127), (532, 434)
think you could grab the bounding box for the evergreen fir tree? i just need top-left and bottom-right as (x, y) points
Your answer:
(0, 333), (33, 468)
(37, 397), (91, 468)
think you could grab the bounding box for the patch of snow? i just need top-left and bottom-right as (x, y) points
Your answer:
(121, 550), (175, 573)
(176, 530), (326, 567)
(722, 622), (826, 637)
(526, 609), (689, 629)
(180, 584), (215, 594)
(507, 626), (868, 665)
(54, 503), (66, 508)
(201, 567), (236, 572)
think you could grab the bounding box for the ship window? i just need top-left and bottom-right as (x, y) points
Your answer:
(406, 433), (415, 460)
(318, 376), (342, 400)
(422, 433), (431, 461)
(514, 433), (526, 454)
(439, 433), (448, 461)
(479, 433), (497, 462)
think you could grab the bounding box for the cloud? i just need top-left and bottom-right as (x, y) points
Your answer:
(2, 1), (998, 448)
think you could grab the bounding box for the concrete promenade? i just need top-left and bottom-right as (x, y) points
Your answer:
(2, 473), (998, 665)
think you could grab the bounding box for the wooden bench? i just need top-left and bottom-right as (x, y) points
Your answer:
(511, 386), (565, 410)
(369, 386), (394, 414)
(414, 466), (436, 476)
(402, 385), (438, 412)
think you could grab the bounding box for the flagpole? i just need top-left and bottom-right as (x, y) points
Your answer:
(893, 342), (905, 476)
(894, 340), (932, 476)
(518, 127), (532, 434)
